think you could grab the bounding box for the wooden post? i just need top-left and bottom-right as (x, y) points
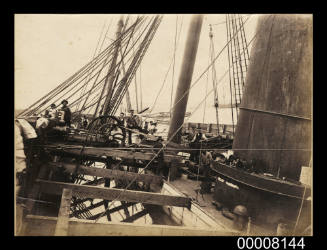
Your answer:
(26, 165), (49, 213)
(54, 188), (72, 236)
(207, 124), (212, 133)
(223, 124), (227, 134)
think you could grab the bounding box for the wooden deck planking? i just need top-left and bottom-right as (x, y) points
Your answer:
(166, 178), (235, 229)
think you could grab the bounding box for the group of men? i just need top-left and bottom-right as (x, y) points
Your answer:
(34, 100), (72, 143)
(117, 109), (158, 145)
(36, 99), (72, 129)
(37, 101), (158, 146)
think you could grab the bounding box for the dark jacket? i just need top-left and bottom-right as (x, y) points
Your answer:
(61, 106), (71, 124)
(126, 115), (139, 128)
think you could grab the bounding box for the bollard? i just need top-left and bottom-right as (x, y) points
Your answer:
(233, 205), (249, 231)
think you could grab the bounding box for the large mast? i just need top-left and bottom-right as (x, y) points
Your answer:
(102, 15), (124, 116)
(167, 14), (203, 144)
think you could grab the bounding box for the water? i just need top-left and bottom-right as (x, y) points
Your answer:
(187, 107), (238, 125)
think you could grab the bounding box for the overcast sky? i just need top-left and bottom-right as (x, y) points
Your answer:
(15, 14), (260, 122)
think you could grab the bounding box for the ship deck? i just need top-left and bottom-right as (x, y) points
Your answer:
(169, 178), (234, 228)
(167, 177), (276, 235)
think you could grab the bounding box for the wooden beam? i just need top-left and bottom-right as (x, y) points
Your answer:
(23, 215), (240, 236)
(54, 188), (72, 236)
(121, 209), (148, 223)
(36, 179), (191, 208)
(47, 162), (163, 186)
(44, 144), (183, 163)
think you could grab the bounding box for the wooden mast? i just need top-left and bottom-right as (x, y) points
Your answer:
(167, 14), (203, 144)
(102, 16), (124, 116)
(119, 46), (132, 112)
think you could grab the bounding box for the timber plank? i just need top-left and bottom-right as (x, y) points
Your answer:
(36, 179), (191, 208)
(47, 162), (163, 186)
(54, 188), (72, 236)
(23, 215), (240, 236)
(44, 144), (182, 163)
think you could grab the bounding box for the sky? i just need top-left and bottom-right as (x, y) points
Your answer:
(15, 14), (260, 123)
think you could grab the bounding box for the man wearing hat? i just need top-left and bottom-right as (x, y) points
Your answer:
(60, 99), (71, 127)
(118, 112), (126, 146)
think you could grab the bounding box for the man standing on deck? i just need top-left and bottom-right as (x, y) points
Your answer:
(149, 121), (157, 135)
(81, 115), (88, 129)
(118, 112), (126, 146)
(143, 121), (149, 133)
(153, 136), (167, 177)
(126, 109), (140, 144)
(200, 150), (213, 194)
(60, 99), (71, 127)
(48, 104), (57, 119)
(189, 131), (207, 162)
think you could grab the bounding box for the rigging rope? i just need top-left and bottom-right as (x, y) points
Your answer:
(22, 41), (117, 116)
(131, 34), (139, 113)
(225, 14), (236, 134)
(37, 17), (148, 116)
(211, 14), (253, 26)
(75, 19), (108, 113)
(76, 18), (114, 114)
(96, 16), (155, 117)
(20, 17), (146, 117)
(150, 16), (183, 114)
(139, 62), (143, 111)
(108, 16), (162, 116)
(170, 15), (179, 118)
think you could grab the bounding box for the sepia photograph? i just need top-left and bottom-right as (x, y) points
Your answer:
(14, 14), (312, 236)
